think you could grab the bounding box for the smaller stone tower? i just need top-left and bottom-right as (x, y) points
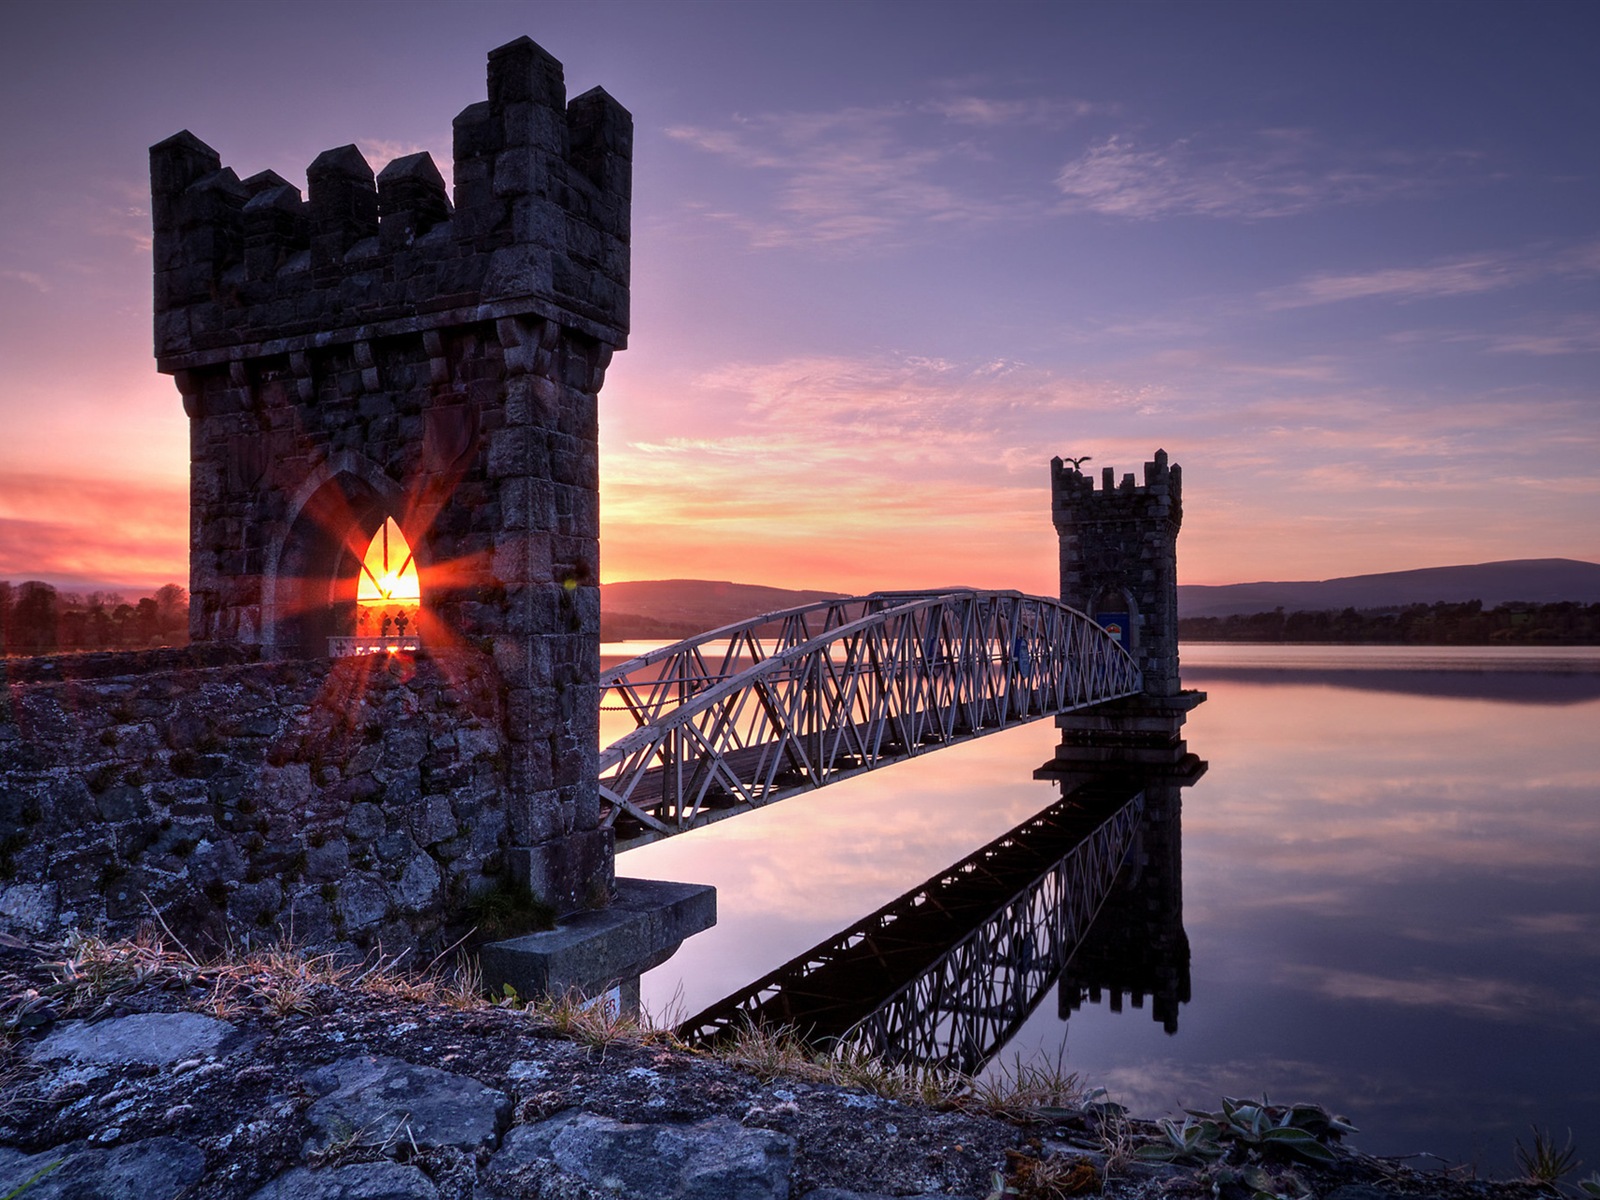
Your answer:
(1051, 449), (1184, 698)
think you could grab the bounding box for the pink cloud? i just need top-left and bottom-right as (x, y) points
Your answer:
(0, 471), (188, 592)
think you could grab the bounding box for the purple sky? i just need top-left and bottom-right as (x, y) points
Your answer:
(2, 0), (1596, 595)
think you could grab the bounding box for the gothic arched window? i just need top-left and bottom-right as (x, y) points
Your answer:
(353, 517), (421, 651)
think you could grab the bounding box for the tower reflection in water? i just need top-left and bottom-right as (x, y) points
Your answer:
(679, 703), (1205, 1076)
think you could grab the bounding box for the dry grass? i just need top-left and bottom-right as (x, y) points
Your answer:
(1001, 1147), (1103, 1199)
(22, 929), (1098, 1123)
(36, 929), (468, 1023)
(700, 1018), (1083, 1114)
(531, 988), (646, 1048)
(967, 1051), (1084, 1120)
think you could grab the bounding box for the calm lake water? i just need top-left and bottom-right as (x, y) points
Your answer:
(610, 644), (1600, 1175)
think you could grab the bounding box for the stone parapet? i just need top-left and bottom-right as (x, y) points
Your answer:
(0, 649), (514, 956)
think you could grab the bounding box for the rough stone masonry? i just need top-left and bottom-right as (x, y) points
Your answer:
(0, 36), (630, 952)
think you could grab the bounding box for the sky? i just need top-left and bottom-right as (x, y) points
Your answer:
(1, 0), (1596, 597)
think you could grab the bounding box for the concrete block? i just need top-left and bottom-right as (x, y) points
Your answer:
(478, 876), (716, 998)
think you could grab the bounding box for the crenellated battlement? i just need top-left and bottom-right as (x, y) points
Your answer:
(151, 35), (630, 373)
(1049, 447), (1183, 526)
(1051, 449), (1186, 698)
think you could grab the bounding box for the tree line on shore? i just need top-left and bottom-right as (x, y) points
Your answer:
(1179, 599), (1600, 644)
(0, 580), (189, 656)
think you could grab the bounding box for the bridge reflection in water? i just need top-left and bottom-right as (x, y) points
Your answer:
(678, 705), (1205, 1075)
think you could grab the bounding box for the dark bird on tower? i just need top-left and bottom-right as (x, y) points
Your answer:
(1063, 455), (1092, 471)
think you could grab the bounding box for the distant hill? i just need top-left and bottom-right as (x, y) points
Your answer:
(601, 579), (845, 641)
(1178, 558), (1600, 618)
(599, 562), (1600, 641)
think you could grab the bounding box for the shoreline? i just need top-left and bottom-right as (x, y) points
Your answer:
(0, 933), (1566, 1200)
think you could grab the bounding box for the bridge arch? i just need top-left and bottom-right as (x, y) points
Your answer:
(598, 589), (1140, 849)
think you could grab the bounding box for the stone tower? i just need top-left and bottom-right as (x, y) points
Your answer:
(149, 36), (629, 913)
(1050, 450), (1184, 698)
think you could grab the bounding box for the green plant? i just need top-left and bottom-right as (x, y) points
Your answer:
(1514, 1127), (1579, 1185)
(1576, 1172), (1600, 1197)
(1139, 1096), (1355, 1167)
(2, 1159), (62, 1199)
(1138, 1115), (1226, 1163)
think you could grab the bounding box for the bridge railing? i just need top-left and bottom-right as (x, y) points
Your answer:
(597, 590), (1141, 848)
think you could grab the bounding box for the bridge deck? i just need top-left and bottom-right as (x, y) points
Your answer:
(599, 590), (1143, 847)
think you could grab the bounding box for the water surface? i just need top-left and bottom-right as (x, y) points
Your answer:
(619, 645), (1600, 1174)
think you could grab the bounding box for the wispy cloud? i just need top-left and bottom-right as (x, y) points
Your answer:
(600, 352), (1152, 589)
(1482, 320), (1600, 356)
(665, 90), (1104, 249)
(923, 95), (1104, 127)
(666, 105), (1023, 248)
(1268, 254), (1532, 308)
(0, 269), (50, 294)
(1267, 240), (1600, 309)
(601, 333), (1599, 591)
(1055, 130), (1476, 220)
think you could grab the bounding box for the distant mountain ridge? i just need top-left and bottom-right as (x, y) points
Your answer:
(601, 579), (844, 641)
(1177, 558), (1600, 618)
(601, 560), (1600, 639)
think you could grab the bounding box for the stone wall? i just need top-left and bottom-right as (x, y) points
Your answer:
(0, 648), (534, 955)
(1051, 449), (1185, 698)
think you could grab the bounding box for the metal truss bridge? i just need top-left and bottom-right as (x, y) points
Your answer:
(598, 590), (1141, 851)
(677, 778), (1147, 1075)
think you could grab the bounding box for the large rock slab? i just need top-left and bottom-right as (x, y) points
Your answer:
(302, 1055), (509, 1154)
(493, 1110), (794, 1200)
(248, 1161), (440, 1200)
(0, 1137), (204, 1199)
(30, 1013), (236, 1066)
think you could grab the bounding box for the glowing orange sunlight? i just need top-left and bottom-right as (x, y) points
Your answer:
(357, 518), (421, 606)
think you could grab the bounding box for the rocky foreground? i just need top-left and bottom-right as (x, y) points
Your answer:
(0, 934), (1553, 1200)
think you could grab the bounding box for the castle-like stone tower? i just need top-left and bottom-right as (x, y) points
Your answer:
(1051, 449), (1184, 698)
(149, 36), (629, 913)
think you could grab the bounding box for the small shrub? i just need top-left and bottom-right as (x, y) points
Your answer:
(1515, 1127), (1579, 1185)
